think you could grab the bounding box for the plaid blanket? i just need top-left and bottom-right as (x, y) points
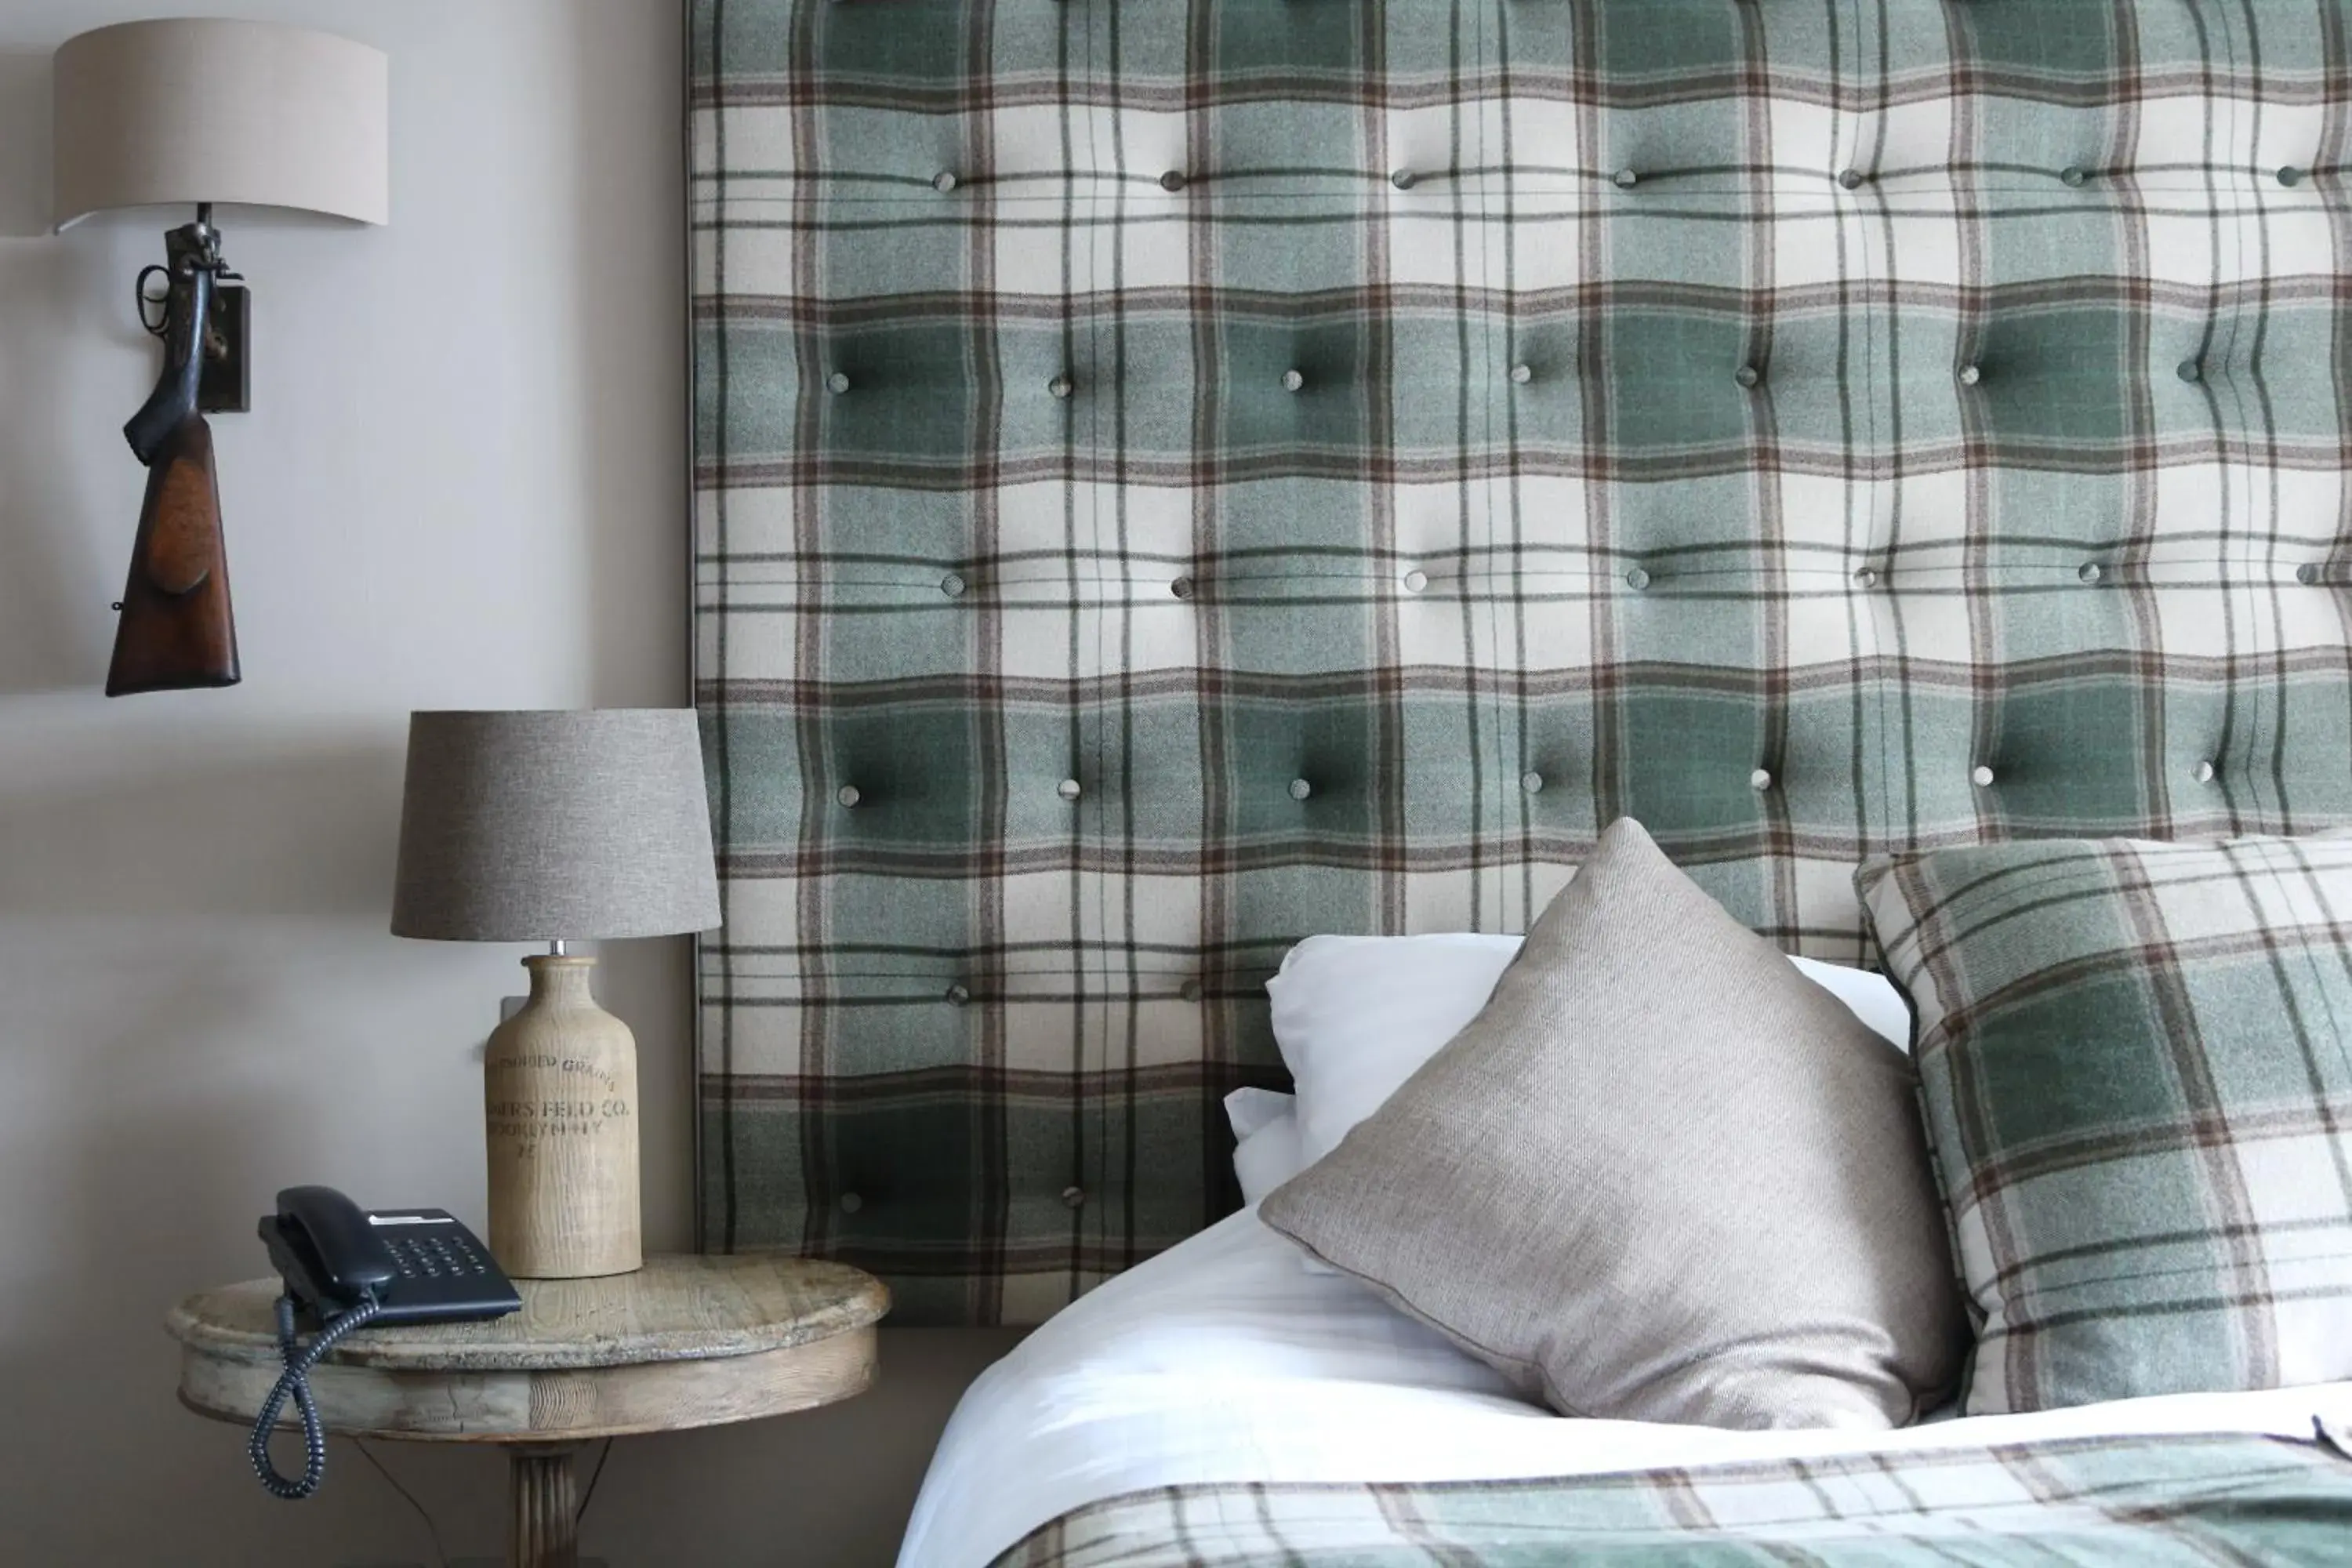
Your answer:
(990, 1432), (2352, 1566)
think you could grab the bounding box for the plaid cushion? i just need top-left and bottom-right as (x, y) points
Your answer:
(692, 0), (2352, 1323)
(1857, 834), (2352, 1414)
(993, 1433), (2352, 1566)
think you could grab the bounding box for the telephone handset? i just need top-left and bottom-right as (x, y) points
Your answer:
(249, 1186), (520, 1500)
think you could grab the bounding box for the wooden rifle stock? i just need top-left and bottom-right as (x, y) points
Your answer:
(107, 218), (240, 697)
(107, 413), (237, 695)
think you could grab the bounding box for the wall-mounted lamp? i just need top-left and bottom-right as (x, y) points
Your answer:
(53, 19), (387, 696)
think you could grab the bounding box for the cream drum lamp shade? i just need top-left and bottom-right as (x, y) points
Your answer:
(52, 19), (389, 230)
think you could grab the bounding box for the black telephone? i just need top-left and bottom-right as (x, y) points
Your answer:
(249, 1187), (520, 1500)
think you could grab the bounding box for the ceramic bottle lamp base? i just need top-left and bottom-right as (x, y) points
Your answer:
(484, 953), (641, 1279)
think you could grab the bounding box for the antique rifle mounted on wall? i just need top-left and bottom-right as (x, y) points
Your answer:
(57, 17), (387, 698)
(107, 202), (245, 697)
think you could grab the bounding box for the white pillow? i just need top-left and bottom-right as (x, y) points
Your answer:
(1268, 934), (1911, 1171)
(1222, 1087), (1303, 1205)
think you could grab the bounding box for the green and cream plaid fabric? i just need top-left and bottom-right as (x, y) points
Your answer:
(991, 1432), (2352, 1566)
(691, 1), (2352, 1322)
(1857, 833), (2352, 1414)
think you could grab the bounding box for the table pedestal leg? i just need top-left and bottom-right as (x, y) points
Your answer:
(507, 1443), (583, 1568)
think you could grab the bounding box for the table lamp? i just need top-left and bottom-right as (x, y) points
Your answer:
(391, 711), (720, 1279)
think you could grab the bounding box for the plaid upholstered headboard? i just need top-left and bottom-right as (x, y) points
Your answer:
(690, 0), (2352, 1324)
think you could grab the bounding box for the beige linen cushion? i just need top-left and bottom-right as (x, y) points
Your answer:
(1259, 818), (1969, 1429)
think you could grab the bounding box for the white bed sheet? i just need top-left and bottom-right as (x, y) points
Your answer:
(898, 1207), (2352, 1568)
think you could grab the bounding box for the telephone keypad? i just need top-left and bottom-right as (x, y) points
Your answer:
(387, 1232), (492, 1280)
(361, 1211), (517, 1321)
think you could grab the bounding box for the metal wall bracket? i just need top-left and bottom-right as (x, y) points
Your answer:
(199, 282), (251, 414)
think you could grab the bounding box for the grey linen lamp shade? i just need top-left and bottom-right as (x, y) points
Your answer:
(52, 19), (390, 230)
(392, 711), (721, 942)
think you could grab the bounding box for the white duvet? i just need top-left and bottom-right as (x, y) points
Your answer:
(898, 1207), (2352, 1568)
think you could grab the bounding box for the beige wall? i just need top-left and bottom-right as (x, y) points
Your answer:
(0, 5), (1014, 1563)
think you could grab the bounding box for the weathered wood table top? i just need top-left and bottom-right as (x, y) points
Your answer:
(168, 1254), (890, 1568)
(170, 1253), (887, 1374)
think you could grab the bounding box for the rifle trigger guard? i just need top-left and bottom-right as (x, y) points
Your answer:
(136, 265), (172, 338)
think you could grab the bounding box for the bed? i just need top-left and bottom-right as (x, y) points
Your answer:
(904, 1208), (2352, 1566)
(686, 2), (2352, 1559)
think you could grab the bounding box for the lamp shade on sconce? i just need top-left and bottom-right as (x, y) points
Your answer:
(392, 710), (722, 944)
(52, 18), (389, 230)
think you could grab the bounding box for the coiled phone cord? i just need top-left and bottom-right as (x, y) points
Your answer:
(249, 1294), (383, 1499)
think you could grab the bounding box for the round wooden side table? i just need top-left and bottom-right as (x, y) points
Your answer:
(167, 1254), (889, 1568)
